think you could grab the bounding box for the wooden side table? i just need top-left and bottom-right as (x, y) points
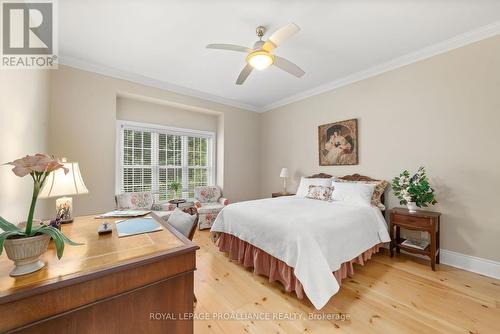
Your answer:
(389, 207), (441, 271)
(169, 199), (187, 207)
(272, 192), (295, 198)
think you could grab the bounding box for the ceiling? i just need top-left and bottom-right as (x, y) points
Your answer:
(59, 0), (500, 111)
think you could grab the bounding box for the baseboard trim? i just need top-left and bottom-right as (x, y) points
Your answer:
(382, 244), (500, 279)
(440, 249), (500, 279)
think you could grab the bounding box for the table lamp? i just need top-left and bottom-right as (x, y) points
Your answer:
(39, 159), (89, 223)
(280, 167), (289, 194)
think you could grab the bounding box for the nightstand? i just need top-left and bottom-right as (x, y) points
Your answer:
(272, 192), (295, 198)
(389, 207), (441, 271)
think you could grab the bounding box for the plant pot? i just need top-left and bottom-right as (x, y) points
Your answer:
(3, 234), (51, 277)
(407, 202), (418, 213)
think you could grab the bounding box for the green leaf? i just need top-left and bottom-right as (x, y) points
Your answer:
(37, 226), (83, 259)
(52, 227), (82, 245)
(0, 216), (20, 232)
(0, 230), (25, 255)
(38, 227), (65, 259)
(51, 228), (83, 246)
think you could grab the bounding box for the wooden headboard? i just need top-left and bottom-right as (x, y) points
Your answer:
(308, 173), (386, 210)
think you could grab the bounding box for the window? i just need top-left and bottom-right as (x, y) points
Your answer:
(117, 121), (215, 201)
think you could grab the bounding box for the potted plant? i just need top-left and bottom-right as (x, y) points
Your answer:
(1, 154), (82, 276)
(391, 166), (437, 213)
(169, 181), (182, 200)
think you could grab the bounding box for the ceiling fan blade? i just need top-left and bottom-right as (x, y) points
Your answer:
(206, 44), (252, 53)
(262, 23), (300, 51)
(236, 64), (253, 85)
(273, 56), (305, 78)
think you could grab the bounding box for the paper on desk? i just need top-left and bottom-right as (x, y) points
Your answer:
(95, 210), (150, 218)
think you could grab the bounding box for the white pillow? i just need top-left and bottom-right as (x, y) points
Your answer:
(296, 177), (333, 198)
(167, 208), (196, 238)
(331, 181), (376, 207)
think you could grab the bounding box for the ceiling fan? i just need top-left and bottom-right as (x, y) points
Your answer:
(206, 23), (305, 85)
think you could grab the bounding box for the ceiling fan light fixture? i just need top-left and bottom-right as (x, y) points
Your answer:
(208, 23), (303, 84)
(246, 50), (275, 70)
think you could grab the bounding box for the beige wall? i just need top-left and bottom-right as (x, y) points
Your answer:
(49, 65), (261, 216)
(0, 70), (50, 223)
(2, 35), (498, 263)
(116, 96), (218, 133)
(260, 35), (500, 262)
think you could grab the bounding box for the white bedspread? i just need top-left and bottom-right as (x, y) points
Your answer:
(210, 196), (391, 309)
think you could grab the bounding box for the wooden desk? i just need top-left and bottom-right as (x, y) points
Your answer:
(0, 213), (199, 333)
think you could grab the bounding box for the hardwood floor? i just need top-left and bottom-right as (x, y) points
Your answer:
(193, 230), (500, 334)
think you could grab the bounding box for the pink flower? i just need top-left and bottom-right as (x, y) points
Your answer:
(4, 154), (69, 177)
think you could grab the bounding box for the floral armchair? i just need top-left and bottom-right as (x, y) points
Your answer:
(194, 186), (229, 230)
(115, 191), (177, 219)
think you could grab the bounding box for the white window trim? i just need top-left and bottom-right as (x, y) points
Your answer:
(115, 120), (216, 199)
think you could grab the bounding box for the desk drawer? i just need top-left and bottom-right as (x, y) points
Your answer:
(392, 214), (432, 229)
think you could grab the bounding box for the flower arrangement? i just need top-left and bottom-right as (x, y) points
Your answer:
(1, 154), (81, 259)
(391, 167), (437, 209)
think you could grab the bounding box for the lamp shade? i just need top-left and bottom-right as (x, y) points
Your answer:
(279, 168), (289, 178)
(39, 162), (89, 198)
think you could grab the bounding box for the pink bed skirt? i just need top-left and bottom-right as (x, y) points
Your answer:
(217, 233), (382, 299)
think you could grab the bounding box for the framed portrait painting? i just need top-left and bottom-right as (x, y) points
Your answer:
(318, 118), (358, 166)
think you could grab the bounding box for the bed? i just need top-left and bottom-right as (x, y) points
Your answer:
(210, 174), (391, 309)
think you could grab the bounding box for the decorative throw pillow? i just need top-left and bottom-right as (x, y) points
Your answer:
(334, 179), (388, 210)
(167, 208), (196, 238)
(296, 177), (333, 198)
(305, 185), (335, 201)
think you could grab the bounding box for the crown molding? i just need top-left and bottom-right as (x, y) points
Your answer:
(260, 20), (500, 112)
(58, 55), (260, 112)
(58, 20), (500, 114)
